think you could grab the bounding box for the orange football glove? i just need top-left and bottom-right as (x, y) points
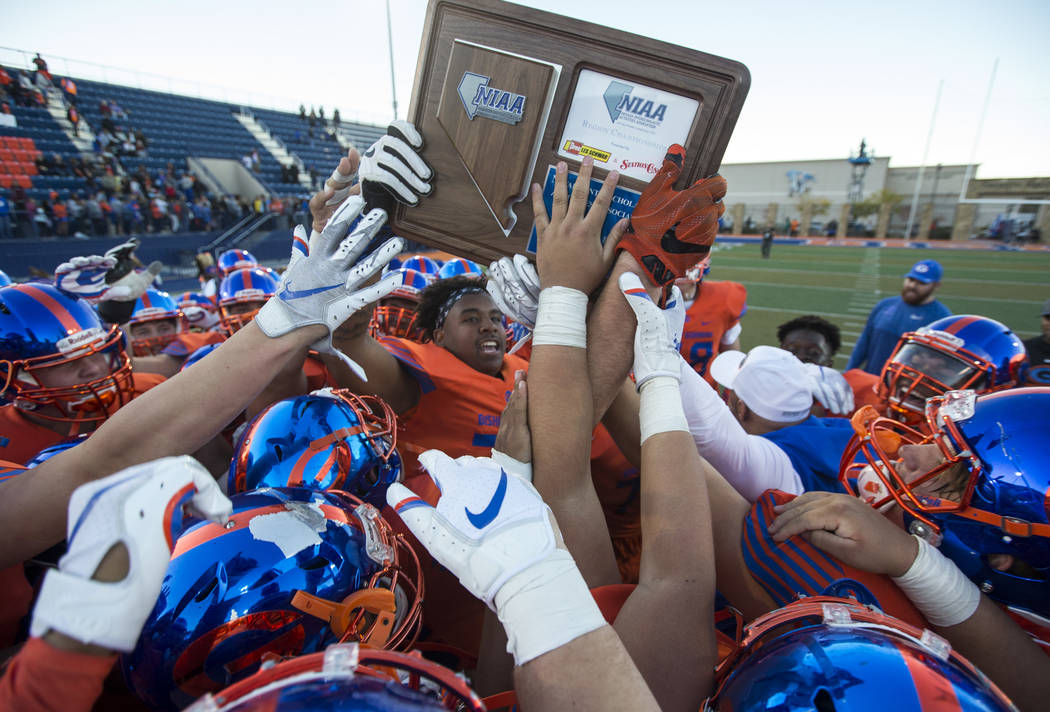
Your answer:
(618, 144), (727, 287)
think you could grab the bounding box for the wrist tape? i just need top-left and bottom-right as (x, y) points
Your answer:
(639, 375), (689, 444)
(533, 287), (587, 349)
(491, 449), (533, 483)
(494, 548), (607, 666)
(892, 534), (981, 627)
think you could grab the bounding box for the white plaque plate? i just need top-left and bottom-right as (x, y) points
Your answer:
(557, 69), (700, 182)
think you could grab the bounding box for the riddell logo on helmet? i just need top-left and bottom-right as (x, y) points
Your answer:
(57, 327), (104, 353)
(620, 160), (658, 175)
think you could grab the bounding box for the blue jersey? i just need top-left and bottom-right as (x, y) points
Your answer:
(846, 296), (951, 375)
(761, 415), (855, 493)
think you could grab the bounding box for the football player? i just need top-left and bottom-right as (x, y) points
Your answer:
(675, 254), (746, 385)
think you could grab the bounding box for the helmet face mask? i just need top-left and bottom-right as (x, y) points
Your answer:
(0, 284), (134, 425)
(707, 597), (1014, 711)
(128, 289), (183, 356)
(178, 292), (221, 333)
(186, 644), (483, 712)
(842, 388), (1050, 618)
(878, 316), (1027, 426)
(218, 268), (278, 335)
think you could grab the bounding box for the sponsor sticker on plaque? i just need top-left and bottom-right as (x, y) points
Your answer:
(527, 164), (641, 254)
(557, 69), (700, 182)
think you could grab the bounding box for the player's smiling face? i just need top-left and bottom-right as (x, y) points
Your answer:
(433, 293), (506, 377)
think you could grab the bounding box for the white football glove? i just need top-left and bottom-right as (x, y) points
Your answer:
(804, 363), (855, 416)
(359, 120), (434, 209)
(486, 254), (541, 329)
(30, 456), (232, 652)
(387, 450), (604, 665)
(619, 272), (685, 389)
(255, 216), (404, 381)
(55, 256), (163, 303)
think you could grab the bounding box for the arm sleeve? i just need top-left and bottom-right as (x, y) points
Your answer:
(845, 310), (875, 371)
(721, 322), (742, 345)
(678, 356), (803, 501)
(0, 637), (116, 712)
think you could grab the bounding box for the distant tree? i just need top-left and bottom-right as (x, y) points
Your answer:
(852, 189), (904, 219)
(797, 195), (831, 216)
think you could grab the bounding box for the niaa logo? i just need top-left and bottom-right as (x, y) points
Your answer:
(458, 72), (526, 125)
(603, 81), (668, 124)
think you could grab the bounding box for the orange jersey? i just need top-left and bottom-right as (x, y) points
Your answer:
(379, 336), (528, 505)
(0, 371), (165, 465)
(0, 637), (116, 712)
(844, 368), (884, 413)
(161, 330), (226, 358)
(378, 337), (528, 659)
(680, 280), (747, 385)
(590, 425), (641, 583)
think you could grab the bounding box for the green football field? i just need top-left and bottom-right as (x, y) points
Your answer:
(708, 243), (1050, 367)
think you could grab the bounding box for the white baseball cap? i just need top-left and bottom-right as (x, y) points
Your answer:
(710, 345), (813, 423)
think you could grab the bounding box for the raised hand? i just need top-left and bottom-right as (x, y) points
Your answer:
(30, 456), (232, 652)
(617, 144), (726, 287)
(532, 157), (626, 294)
(768, 491), (919, 577)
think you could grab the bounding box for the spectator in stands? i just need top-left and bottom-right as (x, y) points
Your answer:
(250, 149), (261, 173)
(85, 193), (106, 236)
(32, 53), (50, 80)
(309, 106), (317, 127)
(332, 107), (340, 129)
(108, 194), (123, 235)
(52, 200), (69, 237)
(59, 76), (77, 106)
(67, 104), (81, 137)
(0, 191), (11, 240)
(34, 203), (52, 237)
(240, 152), (252, 171)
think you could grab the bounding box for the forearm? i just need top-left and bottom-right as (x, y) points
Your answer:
(514, 625), (660, 712)
(586, 252), (659, 423)
(599, 378), (642, 469)
(530, 339), (619, 587)
(679, 360), (802, 499)
(934, 598), (1050, 712)
(0, 322), (324, 567)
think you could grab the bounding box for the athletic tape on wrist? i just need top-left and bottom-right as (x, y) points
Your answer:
(494, 549), (607, 666)
(892, 534), (981, 627)
(491, 449), (533, 483)
(639, 376), (689, 444)
(533, 287), (587, 349)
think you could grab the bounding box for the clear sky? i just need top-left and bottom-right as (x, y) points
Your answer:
(5, 0), (1048, 178)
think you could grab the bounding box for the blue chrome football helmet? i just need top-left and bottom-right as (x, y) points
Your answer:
(26, 434), (88, 467)
(0, 270), (12, 287)
(180, 343), (222, 372)
(128, 288), (183, 356)
(121, 487), (424, 712)
(841, 387), (1050, 618)
(706, 597), (1013, 711)
(372, 268), (432, 341)
(398, 255), (440, 279)
(0, 283), (134, 425)
(217, 248), (259, 276)
(879, 315), (1028, 426)
(178, 291), (222, 333)
(184, 644), (484, 712)
(218, 267), (279, 334)
(436, 257), (482, 281)
(231, 389), (400, 508)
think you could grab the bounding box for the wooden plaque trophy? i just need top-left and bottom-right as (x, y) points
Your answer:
(391, 0), (750, 262)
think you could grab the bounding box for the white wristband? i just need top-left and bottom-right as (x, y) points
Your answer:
(494, 549), (607, 666)
(639, 375), (689, 444)
(491, 449), (533, 483)
(892, 534), (981, 627)
(533, 287), (587, 349)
